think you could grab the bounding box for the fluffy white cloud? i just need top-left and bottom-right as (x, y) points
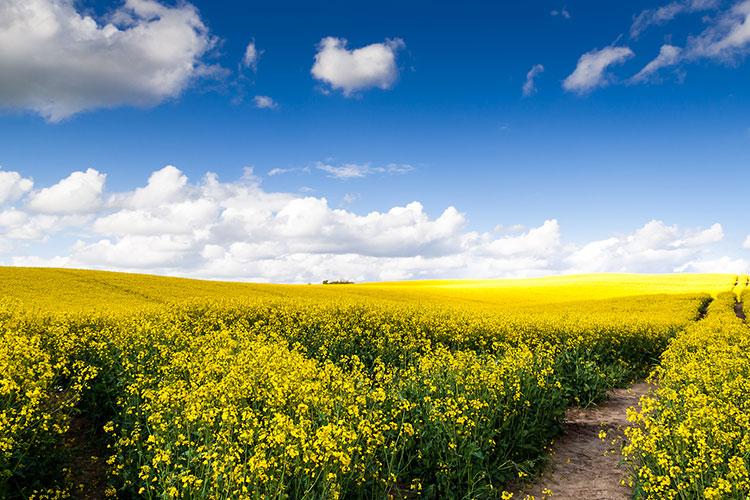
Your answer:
(73, 235), (199, 268)
(522, 64), (545, 96)
(311, 37), (405, 95)
(563, 46), (634, 94)
(254, 95), (278, 109)
(27, 168), (105, 214)
(566, 220), (726, 273)
(0, 208), (89, 240)
(631, 0), (719, 38)
(676, 256), (749, 273)
(744, 235), (750, 249)
(476, 220), (561, 258)
(0, 165), (743, 282)
(112, 165), (187, 209)
(316, 162), (413, 179)
(0, 170), (33, 204)
(631, 45), (683, 82)
(0, 0), (215, 121)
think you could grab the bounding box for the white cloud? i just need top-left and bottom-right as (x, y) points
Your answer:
(311, 37), (405, 95)
(563, 46), (634, 94)
(0, 170), (33, 205)
(631, 0), (719, 38)
(0, 0), (215, 121)
(687, 0), (750, 61)
(550, 8), (571, 19)
(0, 208), (89, 240)
(254, 95), (278, 109)
(316, 162), (414, 180)
(522, 64), (545, 96)
(27, 168), (105, 214)
(631, 45), (683, 82)
(342, 193), (358, 205)
(243, 40), (260, 70)
(566, 220), (726, 273)
(112, 165), (187, 209)
(0, 166), (741, 282)
(676, 256), (749, 273)
(73, 235), (198, 268)
(267, 168), (292, 176)
(744, 235), (750, 249)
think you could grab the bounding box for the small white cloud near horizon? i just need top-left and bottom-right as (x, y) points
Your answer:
(744, 235), (750, 249)
(563, 46), (635, 94)
(0, 0), (216, 122)
(311, 37), (405, 95)
(676, 256), (749, 273)
(254, 95), (278, 109)
(522, 64), (545, 96)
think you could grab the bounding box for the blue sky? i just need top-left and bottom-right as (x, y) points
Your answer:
(0, 0), (749, 281)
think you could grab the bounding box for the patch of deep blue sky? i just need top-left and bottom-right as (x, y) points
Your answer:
(2, 0), (749, 248)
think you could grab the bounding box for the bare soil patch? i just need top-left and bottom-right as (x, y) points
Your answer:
(513, 383), (652, 500)
(735, 301), (745, 320)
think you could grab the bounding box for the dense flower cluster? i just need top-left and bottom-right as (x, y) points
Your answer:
(624, 287), (750, 499)
(0, 269), (733, 498)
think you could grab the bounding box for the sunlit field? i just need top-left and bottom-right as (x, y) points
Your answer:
(1, 268), (748, 498)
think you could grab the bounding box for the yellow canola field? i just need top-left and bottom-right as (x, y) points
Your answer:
(624, 285), (750, 499)
(0, 268), (740, 498)
(0, 267), (733, 312)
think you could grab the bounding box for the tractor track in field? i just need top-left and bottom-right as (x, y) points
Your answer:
(514, 296), (721, 499)
(735, 300), (746, 321)
(513, 383), (652, 500)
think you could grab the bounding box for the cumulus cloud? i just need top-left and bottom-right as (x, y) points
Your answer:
(311, 37), (405, 95)
(631, 45), (683, 82)
(631, 0), (720, 38)
(27, 168), (106, 214)
(0, 166), (742, 282)
(563, 46), (634, 94)
(744, 235), (750, 249)
(111, 165), (187, 209)
(522, 64), (545, 96)
(0, 0), (215, 121)
(0, 170), (33, 205)
(316, 162), (414, 179)
(566, 220), (726, 273)
(676, 256), (749, 273)
(254, 95), (278, 109)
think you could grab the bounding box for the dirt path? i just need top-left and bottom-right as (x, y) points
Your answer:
(61, 414), (109, 499)
(514, 383), (652, 500)
(735, 301), (746, 321)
